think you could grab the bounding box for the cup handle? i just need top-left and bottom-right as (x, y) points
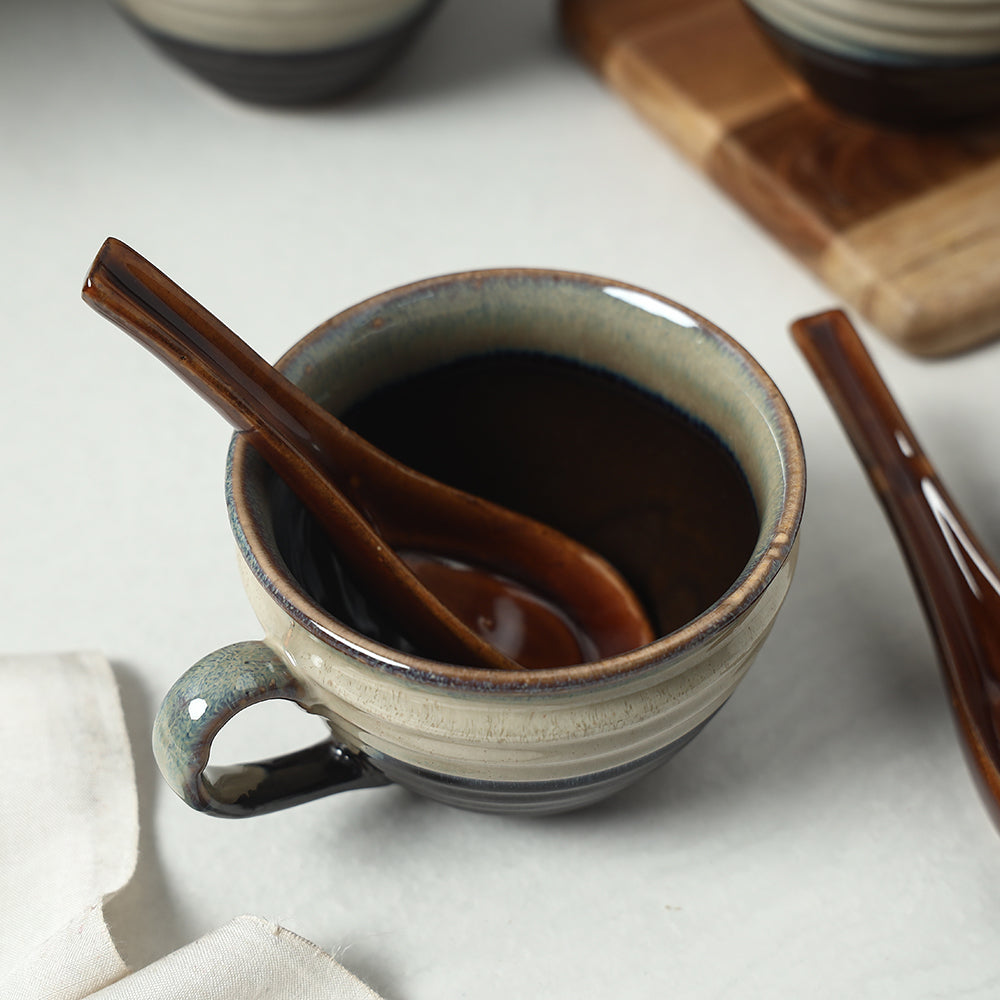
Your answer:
(152, 639), (390, 817)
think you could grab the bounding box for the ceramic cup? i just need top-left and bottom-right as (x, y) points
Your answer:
(152, 270), (806, 817)
(743, 0), (1000, 126)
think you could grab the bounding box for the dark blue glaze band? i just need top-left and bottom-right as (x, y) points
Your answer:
(370, 717), (713, 814)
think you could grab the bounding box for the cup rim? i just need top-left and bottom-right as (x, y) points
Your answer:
(227, 268), (806, 692)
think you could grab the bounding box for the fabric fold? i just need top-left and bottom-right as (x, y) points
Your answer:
(0, 651), (134, 998)
(90, 915), (385, 1000)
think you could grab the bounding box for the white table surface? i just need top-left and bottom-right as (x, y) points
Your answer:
(4, 1), (1000, 995)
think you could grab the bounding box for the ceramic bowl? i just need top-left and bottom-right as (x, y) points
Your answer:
(743, 0), (1000, 126)
(113, 0), (442, 104)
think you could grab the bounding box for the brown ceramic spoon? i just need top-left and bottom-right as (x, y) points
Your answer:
(83, 238), (654, 672)
(793, 309), (1000, 830)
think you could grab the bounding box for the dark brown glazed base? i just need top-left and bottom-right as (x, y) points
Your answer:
(118, 1), (441, 105)
(749, 11), (1000, 129)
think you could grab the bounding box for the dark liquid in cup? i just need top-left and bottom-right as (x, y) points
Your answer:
(271, 352), (760, 660)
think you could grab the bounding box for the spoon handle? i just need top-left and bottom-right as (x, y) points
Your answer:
(83, 237), (521, 671)
(793, 310), (1000, 829)
(83, 237), (332, 463)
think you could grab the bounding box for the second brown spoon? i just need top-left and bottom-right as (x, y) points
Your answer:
(83, 238), (654, 671)
(793, 309), (1000, 831)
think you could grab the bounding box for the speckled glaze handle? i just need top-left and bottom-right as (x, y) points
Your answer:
(152, 640), (389, 817)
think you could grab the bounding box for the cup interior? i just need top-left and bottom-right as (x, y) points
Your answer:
(228, 270), (804, 686)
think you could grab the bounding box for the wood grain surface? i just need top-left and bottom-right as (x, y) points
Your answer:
(561, 0), (1000, 355)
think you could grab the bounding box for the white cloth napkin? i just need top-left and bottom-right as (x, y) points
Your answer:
(0, 651), (385, 1000)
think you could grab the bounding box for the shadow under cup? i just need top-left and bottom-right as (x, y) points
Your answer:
(160, 271), (804, 816)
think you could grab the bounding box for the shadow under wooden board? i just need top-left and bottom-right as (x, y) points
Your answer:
(561, 0), (1000, 357)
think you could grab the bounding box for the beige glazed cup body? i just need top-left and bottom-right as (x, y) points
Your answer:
(152, 270), (805, 816)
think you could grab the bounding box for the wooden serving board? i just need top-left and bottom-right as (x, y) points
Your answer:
(561, 0), (1000, 356)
